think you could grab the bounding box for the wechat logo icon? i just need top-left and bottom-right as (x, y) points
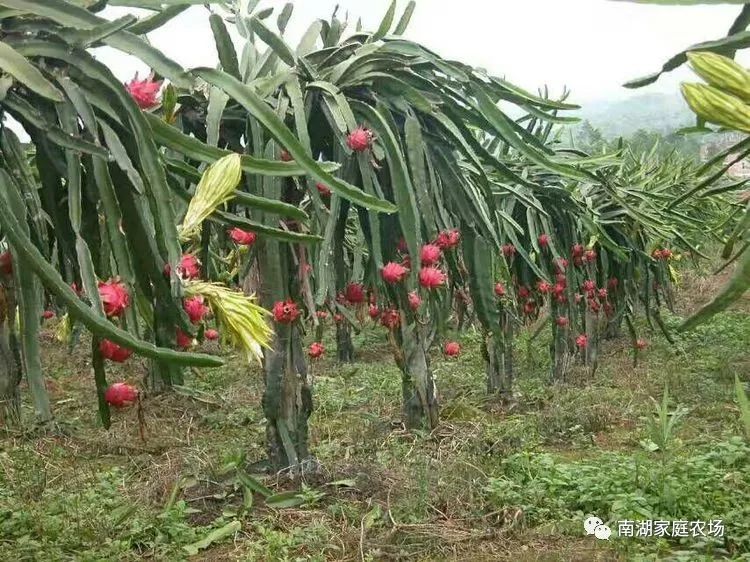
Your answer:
(584, 516), (612, 540)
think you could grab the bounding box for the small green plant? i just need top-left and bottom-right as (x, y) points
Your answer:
(736, 375), (750, 442)
(641, 386), (688, 455)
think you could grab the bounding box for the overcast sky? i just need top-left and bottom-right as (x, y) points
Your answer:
(96, 0), (750, 106)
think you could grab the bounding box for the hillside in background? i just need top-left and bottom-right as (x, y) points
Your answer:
(573, 92), (694, 138)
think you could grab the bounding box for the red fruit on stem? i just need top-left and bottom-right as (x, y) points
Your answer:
(368, 304), (381, 320)
(523, 301), (536, 315)
(662, 249), (673, 260)
(380, 308), (400, 329)
(104, 382), (138, 408)
(0, 251), (12, 276)
(316, 183), (332, 197)
(382, 262), (409, 284)
(584, 249), (597, 263)
(597, 288), (608, 300)
(538, 233), (550, 248)
(176, 328), (194, 349)
(125, 74), (161, 109)
(229, 228), (257, 246)
(334, 313), (344, 324)
(98, 279), (130, 318)
(344, 282), (366, 305)
(42, 310), (55, 320)
(501, 243), (516, 258)
(347, 126), (373, 152)
(556, 316), (569, 328)
(607, 277), (619, 290)
(408, 291), (422, 311)
(316, 310), (329, 321)
(183, 296), (209, 324)
(553, 257), (569, 273)
(99, 339), (133, 363)
(204, 329), (220, 341)
(571, 244), (585, 258)
(635, 338), (649, 350)
(494, 283), (506, 297)
(308, 342), (325, 359)
(518, 286), (531, 300)
(435, 229), (461, 250)
(420, 244), (443, 266)
(272, 300), (301, 324)
(576, 334), (588, 349)
(582, 280), (596, 294)
(555, 274), (567, 288)
(537, 281), (552, 294)
(444, 341), (461, 357)
(165, 254), (201, 280)
(419, 267), (446, 289)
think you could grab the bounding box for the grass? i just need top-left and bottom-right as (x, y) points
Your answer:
(1, 273), (749, 561)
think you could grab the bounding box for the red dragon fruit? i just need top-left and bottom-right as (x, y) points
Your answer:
(98, 279), (130, 318)
(344, 282), (366, 305)
(104, 382), (139, 408)
(435, 229), (461, 250)
(347, 126), (373, 152)
(420, 244), (443, 266)
(272, 300), (301, 324)
(183, 296), (209, 324)
(408, 291), (422, 311)
(100, 340), (133, 363)
(443, 341), (461, 357)
(308, 342), (325, 359)
(382, 262), (409, 284)
(125, 74), (161, 109)
(229, 228), (257, 246)
(419, 267), (446, 289)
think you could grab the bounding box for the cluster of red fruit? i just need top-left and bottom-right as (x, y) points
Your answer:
(381, 230), (459, 289)
(98, 254), (220, 363)
(273, 230), (462, 359)
(651, 248), (673, 261)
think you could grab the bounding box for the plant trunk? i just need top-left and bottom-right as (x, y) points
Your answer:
(484, 331), (513, 400)
(0, 282), (21, 427)
(262, 324), (313, 473)
(397, 324), (439, 430)
(336, 321), (354, 363)
(255, 229), (314, 473)
(147, 300), (183, 391)
(552, 323), (573, 382)
(584, 309), (599, 374)
(604, 311), (622, 340)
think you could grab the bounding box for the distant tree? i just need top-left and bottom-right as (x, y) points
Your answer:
(575, 120), (607, 153)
